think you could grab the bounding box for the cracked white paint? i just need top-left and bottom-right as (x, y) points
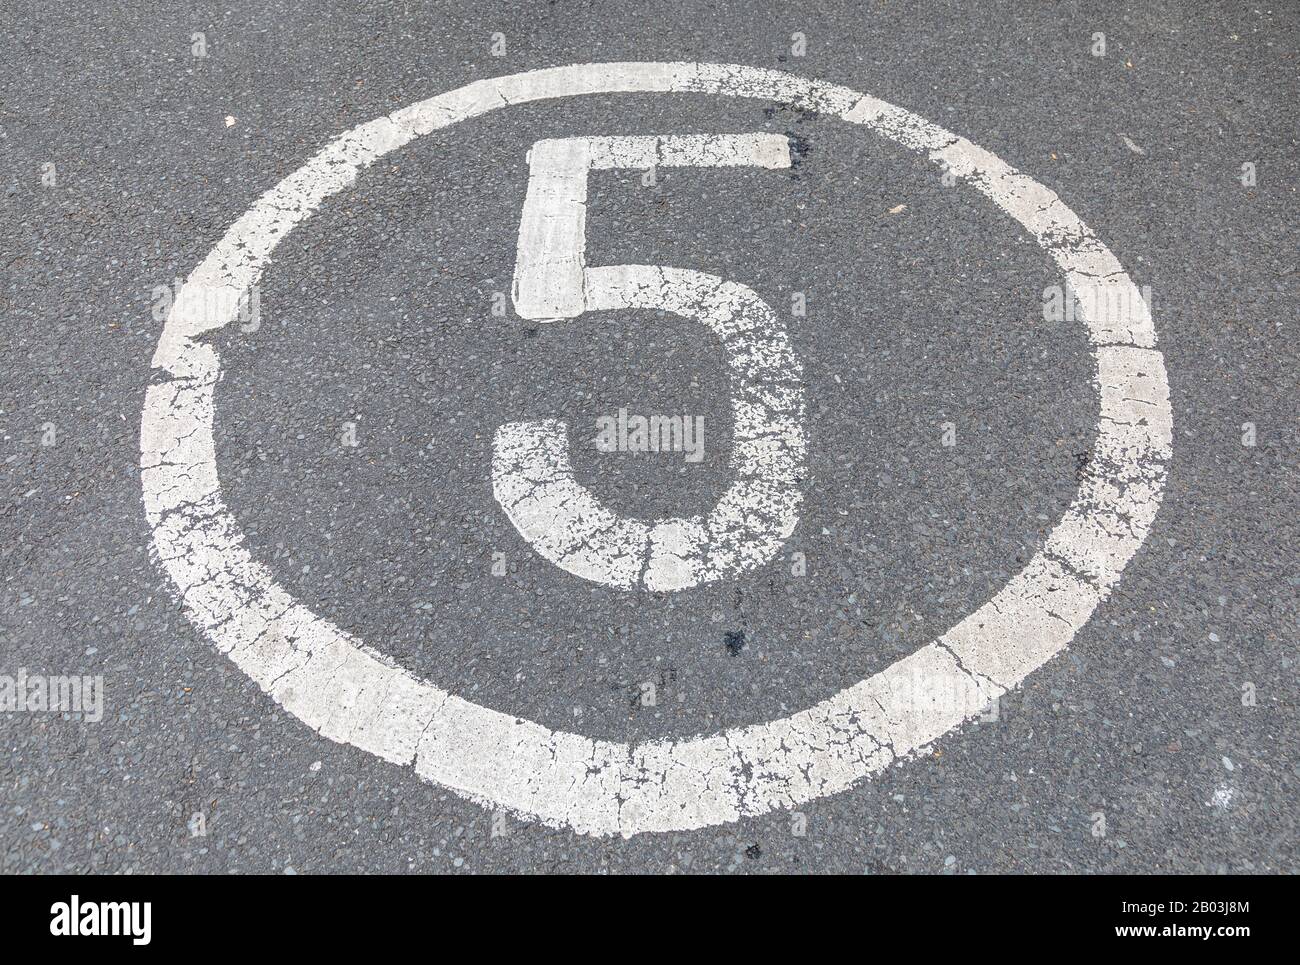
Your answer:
(512, 133), (791, 321)
(499, 135), (804, 591)
(141, 62), (1172, 837)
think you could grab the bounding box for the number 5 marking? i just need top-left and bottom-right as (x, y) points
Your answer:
(492, 133), (807, 591)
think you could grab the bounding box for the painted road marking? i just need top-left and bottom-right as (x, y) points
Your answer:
(497, 133), (805, 591)
(141, 62), (1172, 837)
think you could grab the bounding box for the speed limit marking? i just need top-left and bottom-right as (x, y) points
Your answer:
(141, 62), (1171, 837)
(497, 132), (806, 591)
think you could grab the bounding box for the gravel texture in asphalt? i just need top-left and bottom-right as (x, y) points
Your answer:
(1, 0), (1296, 872)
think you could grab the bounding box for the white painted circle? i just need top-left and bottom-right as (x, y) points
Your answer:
(141, 63), (1172, 837)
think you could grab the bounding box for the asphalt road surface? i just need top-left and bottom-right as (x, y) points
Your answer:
(2, 1), (1296, 873)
